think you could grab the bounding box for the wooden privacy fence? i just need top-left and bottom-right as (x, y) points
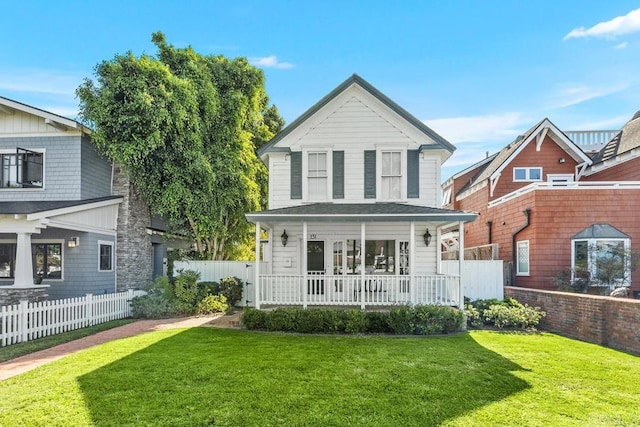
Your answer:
(1, 289), (145, 347)
(173, 260), (267, 283)
(441, 260), (504, 300)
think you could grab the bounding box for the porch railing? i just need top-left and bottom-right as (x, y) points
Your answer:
(256, 274), (461, 309)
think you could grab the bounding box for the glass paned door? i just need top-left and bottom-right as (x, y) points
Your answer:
(307, 241), (325, 295)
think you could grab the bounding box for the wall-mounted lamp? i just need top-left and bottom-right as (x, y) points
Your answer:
(67, 237), (79, 248)
(423, 228), (432, 247)
(281, 230), (288, 247)
(558, 157), (566, 164)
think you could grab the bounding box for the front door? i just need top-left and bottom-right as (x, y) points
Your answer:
(307, 241), (325, 295)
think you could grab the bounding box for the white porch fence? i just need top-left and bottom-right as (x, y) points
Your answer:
(256, 274), (461, 309)
(441, 260), (504, 300)
(1, 289), (145, 347)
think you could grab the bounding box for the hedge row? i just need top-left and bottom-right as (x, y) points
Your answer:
(241, 305), (464, 335)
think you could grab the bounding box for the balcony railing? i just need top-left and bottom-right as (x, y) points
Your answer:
(255, 274), (461, 309)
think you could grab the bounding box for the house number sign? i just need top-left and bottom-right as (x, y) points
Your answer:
(309, 234), (317, 239)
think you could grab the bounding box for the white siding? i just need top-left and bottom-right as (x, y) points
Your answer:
(269, 222), (438, 276)
(267, 85), (446, 209)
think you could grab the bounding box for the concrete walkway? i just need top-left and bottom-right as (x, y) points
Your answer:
(0, 312), (242, 381)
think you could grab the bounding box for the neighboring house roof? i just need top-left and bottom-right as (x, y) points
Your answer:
(246, 202), (477, 223)
(0, 95), (90, 134)
(0, 196), (122, 215)
(572, 224), (630, 239)
(457, 118), (592, 198)
(591, 111), (640, 164)
(258, 74), (456, 158)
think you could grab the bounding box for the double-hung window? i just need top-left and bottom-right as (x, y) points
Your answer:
(1, 148), (43, 188)
(381, 151), (401, 199)
(307, 152), (327, 200)
(99, 241), (114, 271)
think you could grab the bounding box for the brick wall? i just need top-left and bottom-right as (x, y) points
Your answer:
(506, 286), (640, 355)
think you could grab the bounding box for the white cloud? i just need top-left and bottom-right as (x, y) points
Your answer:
(0, 69), (84, 96)
(547, 83), (628, 109)
(424, 112), (526, 144)
(564, 8), (640, 40)
(566, 114), (630, 130)
(249, 55), (294, 69)
(614, 41), (629, 49)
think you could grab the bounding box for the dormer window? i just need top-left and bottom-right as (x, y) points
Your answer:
(1, 148), (43, 188)
(513, 167), (542, 182)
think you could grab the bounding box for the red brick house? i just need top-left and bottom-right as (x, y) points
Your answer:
(442, 112), (640, 297)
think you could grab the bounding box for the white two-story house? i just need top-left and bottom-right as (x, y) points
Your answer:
(246, 75), (476, 309)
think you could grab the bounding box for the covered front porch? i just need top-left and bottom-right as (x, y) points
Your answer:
(246, 203), (477, 310)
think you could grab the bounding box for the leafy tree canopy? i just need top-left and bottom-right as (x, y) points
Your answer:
(77, 32), (283, 260)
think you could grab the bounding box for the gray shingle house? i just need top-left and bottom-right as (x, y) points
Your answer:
(0, 96), (165, 304)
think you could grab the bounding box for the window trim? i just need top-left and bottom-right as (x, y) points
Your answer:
(0, 238), (64, 281)
(302, 149), (332, 202)
(98, 240), (115, 272)
(377, 148), (405, 201)
(0, 148), (45, 190)
(513, 167), (542, 182)
(571, 237), (631, 287)
(516, 240), (530, 276)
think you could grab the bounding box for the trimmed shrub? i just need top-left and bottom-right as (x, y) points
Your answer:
(389, 305), (463, 335)
(464, 303), (483, 328)
(483, 303), (546, 329)
(196, 294), (228, 315)
(174, 270), (201, 307)
(365, 311), (392, 333)
(241, 307), (267, 330)
(265, 308), (298, 332)
(217, 277), (244, 307)
(388, 306), (414, 334)
(343, 310), (367, 334)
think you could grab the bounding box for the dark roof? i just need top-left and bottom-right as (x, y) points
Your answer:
(258, 74), (456, 157)
(246, 202), (477, 223)
(590, 131), (622, 163)
(0, 196), (122, 215)
(591, 110), (640, 164)
(572, 224), (630, 239)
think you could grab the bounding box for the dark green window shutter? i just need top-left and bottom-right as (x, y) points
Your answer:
(364, 150), (376, 199)
(290, 151), (302, 199)
(407, 149), (420, 198)
(333, 151), (344, 199)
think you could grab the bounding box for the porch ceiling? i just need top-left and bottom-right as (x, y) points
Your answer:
(246, 202), (477, 226)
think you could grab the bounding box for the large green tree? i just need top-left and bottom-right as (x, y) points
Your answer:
(77, 32), (283, 260)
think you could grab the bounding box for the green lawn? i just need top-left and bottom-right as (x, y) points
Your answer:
(1, 328), (638, 426)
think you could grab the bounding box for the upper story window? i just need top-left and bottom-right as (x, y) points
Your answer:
(381, 151), (402, 199)
(513, 167), (542, 182)
(307, 152), (328, 200)
(1, 148), (43, 188)
(442, 187), (452, 206)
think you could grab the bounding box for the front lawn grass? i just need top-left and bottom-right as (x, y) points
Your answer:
(1, 328), (638, 426)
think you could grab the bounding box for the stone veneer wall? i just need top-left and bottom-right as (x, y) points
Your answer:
(112, 164), (153, 291)
(505, 286), (640, 355)
(0, 287), (48, 306)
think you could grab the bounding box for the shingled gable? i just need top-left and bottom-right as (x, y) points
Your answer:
(459, 118), (592, 198)
(257, 74), (456, 161)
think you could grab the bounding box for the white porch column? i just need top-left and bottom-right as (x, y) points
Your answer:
(458, 221), (465, 310)
(14, 232), (34, 287)
(436, 226), (442, 274)
(254, 222), (260, 309)
(302, 222), (308, 309)
(409, 222), (415, 305)
(360, 222), (366, 310)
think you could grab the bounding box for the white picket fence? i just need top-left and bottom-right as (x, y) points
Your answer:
(0, 289), (145, 347)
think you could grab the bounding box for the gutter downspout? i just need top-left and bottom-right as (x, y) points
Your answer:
(511, 209), (531, 285)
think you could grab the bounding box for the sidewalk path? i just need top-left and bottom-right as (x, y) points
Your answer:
(0, 312), (242, 381)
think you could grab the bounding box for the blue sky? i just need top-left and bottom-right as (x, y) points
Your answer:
(2, 1), (640, 180)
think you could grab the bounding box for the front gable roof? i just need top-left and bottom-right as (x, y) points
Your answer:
(258, 74), (455, 160)
(0, 96), (90, 134)
(459, 118), (592, 198)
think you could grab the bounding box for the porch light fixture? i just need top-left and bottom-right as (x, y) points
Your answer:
(423, 229), (432, 247)
(281, 230), (288, 247)
(67, 237), (79, 248)
(558, 157), (566, 164)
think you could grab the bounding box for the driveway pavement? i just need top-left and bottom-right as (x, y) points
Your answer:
(0, 312), (242, 381)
